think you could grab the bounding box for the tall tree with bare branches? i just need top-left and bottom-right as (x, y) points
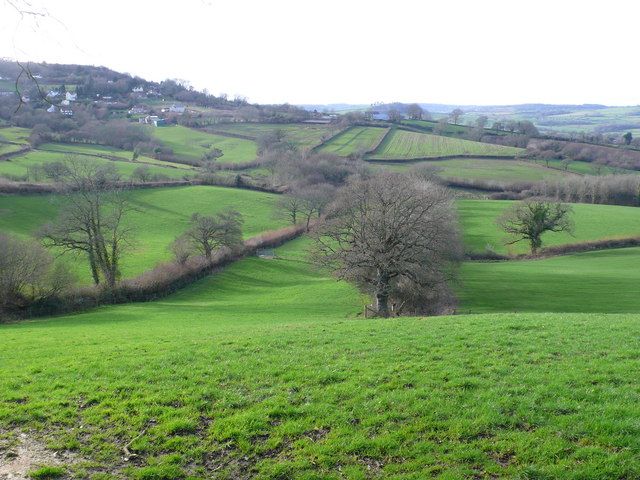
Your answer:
(39, 158), (133, 289)
(313, 173), (461, 317)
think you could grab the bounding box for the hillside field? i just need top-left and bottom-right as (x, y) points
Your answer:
(369, 130), (523, 160)
(317, 126), (388, 156)
(209, 123), (332, 149)
(458, 200), (640, 255)
(376, 158), (570, 182)
(1, 240), (639, 478)
(0, 186), (284, 281)
(151, 126), (257, 164)
(0, 126), (31, 143)
(0, 150), (193, 182)
(460, 247), (640, 313)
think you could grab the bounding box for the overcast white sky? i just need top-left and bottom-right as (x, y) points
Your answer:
(1, 0), (638, 106)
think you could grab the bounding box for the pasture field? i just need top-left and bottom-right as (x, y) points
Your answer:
(538, 158), (638, 176)
(401, 119), (470, 136)
(458, 199), (640, 255)
(209, 123), (332, 149)
(376, 158), (570, 182)
(369, 130), (523, 160)
(151, 125), (258, 164)
(317, 126), (388, 156)
(39, 143), (195, 170)
(0, 150), (193, 182)
(459, 247), (640, 313)
(0, 143), (24, 156)
(1, 239), (639, 478)
(0, 126), (30, 143)
(0, 186), (284, 281)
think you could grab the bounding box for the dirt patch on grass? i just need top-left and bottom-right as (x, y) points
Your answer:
(0, 432), (74, 479)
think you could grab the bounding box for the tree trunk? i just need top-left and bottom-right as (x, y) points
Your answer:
(375, 271), (391, 317)
(88, 250), (100, 285)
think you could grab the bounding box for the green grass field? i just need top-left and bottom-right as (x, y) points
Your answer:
(459, 247), (640, 313)
(1, 239), (639, 478)
(458, 200), (640, 255)
(151, 126), (258, 164)
(0, 150), (193, 182)
(0, 126), (31, 143)
(317, 126), (388, 156)
(0, 186), (284, 281)
(209, 123), (332, 149)
(538, 158), (638, 176)
(376, 158), (570, 182)
(0, 143), (25, 156)
(369, 130), (523, 160)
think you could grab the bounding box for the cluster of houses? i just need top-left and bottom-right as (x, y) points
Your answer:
(135, 104), (186, 127)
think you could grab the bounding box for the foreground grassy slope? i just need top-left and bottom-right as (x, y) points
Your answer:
(370, 130), (523, 160)
(317, 126), (388, 156)
(377, 158), (570, 182)
(151, 125), (257, 164)
(460, 247), (640, 313)
(209, 123), (332, 149)
(1, 240), (639, 478)
(458, 200), (640, 254)
(0, 186), (284, 280)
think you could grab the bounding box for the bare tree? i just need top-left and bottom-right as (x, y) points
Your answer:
(498, 199), (574, 254)
(276, 194), (304, 225)
(448, 108), (464, 125)
(39, 159), (133, 288)
(183, 210), (243, 261)
(132, 165), (152, 183)
(387, 108), (403, 123)
(475, 115), (489, 129)
(406, 103), (423, 120)
(313, 173), (461, 317)
(170, 235), (193, 265)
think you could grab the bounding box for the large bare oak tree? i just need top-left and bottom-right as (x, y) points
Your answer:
(313, 173), (461, 317)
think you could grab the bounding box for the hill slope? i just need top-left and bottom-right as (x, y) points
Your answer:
(1, 240), (639, 478)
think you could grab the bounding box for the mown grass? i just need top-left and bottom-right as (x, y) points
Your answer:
(459, 247), (640, 313)
(0, 150), (193, 182)
(1, 239), (639, 478)
(376, 158), (570, 182)
(458, 199), (640, 254)
(209, 123), (332, 149)
(151, 126), (257, 164)
(369, 130), (523, 160)
(317, 126), (388, 156)
(0, 186), (284, 281)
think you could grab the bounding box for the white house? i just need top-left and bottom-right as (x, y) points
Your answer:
(65, 92), (77, 102)
(60, 99), (70, 106)
(128, 105), (148, 115)
(47, 90), (60, 98)
(47, 105), (57, 113)
(132, 86), (144, 93)
(169, 104), (186, 114)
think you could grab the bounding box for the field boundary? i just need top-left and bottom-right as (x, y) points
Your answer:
(366, 153), (520, 163)
(465, 236), (640, 261)
(6, 224), (307, 321)
(0, 145), (31, 161)
(311, 125), (353, 152)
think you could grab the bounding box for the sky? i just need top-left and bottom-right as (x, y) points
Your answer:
(0, 0), (638, 106)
